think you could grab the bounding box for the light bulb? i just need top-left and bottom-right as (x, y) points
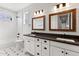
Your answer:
(60, 4), (62, 9)
(37, 11), (39, 15)
(40, 10), (43, 14)
(34, 11), (37, 15)
(54, 6), (57, 11)
(66, 3), (70, 7)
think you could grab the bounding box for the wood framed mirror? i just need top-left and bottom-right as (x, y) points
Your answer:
(49, 9), (76, 32)
(32, 16), (45, 30)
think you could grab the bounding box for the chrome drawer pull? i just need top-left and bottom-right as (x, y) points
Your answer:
(44, 47), (47, 50)
(37, 39), (39, 41)
(37, 53), (39, 55)
(37, 45), (39, 47)
(65, 52), (68, 54)
(61, 51), (64, 53)
(44, 41), (47, 43)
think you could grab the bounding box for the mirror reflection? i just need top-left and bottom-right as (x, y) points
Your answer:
(51, 13), (72, 29)
(49, 9), (76, 31)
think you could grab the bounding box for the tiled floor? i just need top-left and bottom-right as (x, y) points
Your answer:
(0, 47), (24, 56)
(0, 42), (30, 56)
(0, 46), (29, 56)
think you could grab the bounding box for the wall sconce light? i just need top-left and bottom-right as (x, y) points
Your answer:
(57, 3), (66, 9)
(54, 3), (68, 10)
(34, 9), (44, 16)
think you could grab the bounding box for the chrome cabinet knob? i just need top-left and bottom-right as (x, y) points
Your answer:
(37, 45), (39, 47)
(37, 39), (39, 41)
(65, 52), (68, 54)
(44, 41), (47, 43)
(44, 47), (47, 50)
(37, 53), (39, 55)
(61, 51), (64, 53)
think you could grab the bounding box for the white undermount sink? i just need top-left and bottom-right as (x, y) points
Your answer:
(56, 38), (75, 42)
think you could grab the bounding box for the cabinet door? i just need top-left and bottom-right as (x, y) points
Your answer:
(65, 50), (79, 56)
(50, 46), (65, 56)
(24, 37), (35, 55)
(30, 38), (35, 55)
(24, 38), (30, 52)
(35, 50), (41, 56)
(42, 44), (49, 56)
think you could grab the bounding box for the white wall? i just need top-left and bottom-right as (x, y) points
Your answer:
(0, 8), (17, 48)
(18, 3), (79, 36)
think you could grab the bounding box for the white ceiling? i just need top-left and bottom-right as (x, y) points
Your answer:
(0, 3), (32, 12)
(0, 3), (58, 12)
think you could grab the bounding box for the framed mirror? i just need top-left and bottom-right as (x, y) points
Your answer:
(32, 16), (45, 30)
(49, 9), (76, 31)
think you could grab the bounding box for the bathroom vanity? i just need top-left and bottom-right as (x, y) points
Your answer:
(23, 32), (79, 56)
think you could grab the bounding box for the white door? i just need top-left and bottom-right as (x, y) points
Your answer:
(24, 37), (35, 55)
(50, 46), (64, 56)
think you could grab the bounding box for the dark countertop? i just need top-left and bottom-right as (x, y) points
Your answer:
(23, 34), (79, 46)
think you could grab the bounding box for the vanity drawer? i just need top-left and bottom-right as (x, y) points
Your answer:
(42, 44), (49, 56)
(42, 39), (49, 45)
(35, 43), (42, 51)
(50, 41), (79, 53)
(35, 38), (42, 43)
(24, 37), (35, 55)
